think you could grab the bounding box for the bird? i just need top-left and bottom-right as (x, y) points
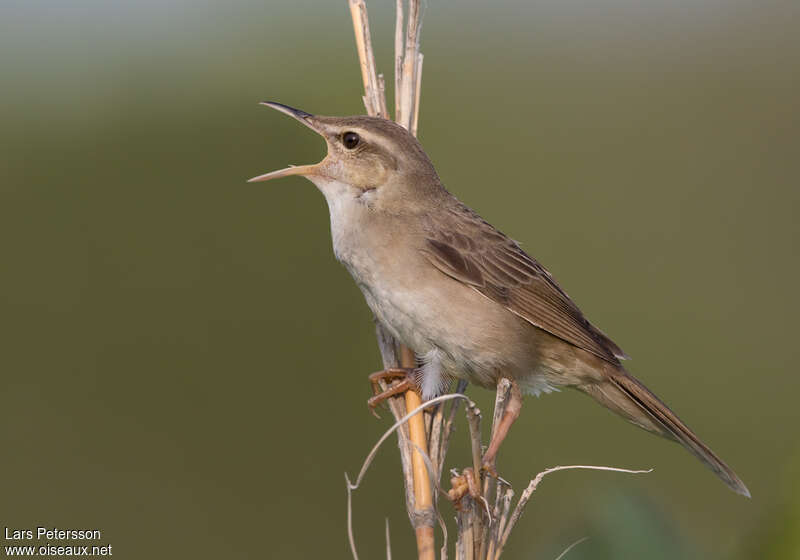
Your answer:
(248, 101), (750, 497)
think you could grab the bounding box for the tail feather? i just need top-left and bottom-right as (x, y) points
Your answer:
(580, 370), (750, 497)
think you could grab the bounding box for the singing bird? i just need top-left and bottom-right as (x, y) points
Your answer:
(249, 102), (749, 497)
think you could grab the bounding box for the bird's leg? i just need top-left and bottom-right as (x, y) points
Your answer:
(481, 378), (523, 477)
(367, 367), (417, 411)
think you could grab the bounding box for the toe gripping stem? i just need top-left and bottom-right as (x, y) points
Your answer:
(367, 367), (417, 414)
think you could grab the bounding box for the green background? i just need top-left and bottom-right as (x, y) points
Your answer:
(2, 1), (798, 558)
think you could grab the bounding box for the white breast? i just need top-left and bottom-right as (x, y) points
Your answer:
(313, 178), (362, 262)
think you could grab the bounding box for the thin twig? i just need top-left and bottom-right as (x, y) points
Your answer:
(437, 509), (449, 560)
(438, 379), (468, 481)
(465, 402), (483, 487)
(463, 401), (486, 559)
(345, 393), (473, 560)
(428, 398), (446, 487)
(346, 471), (360, 560)
(377, 74), (389, 120)
(490, 379), (512, 441)
(386, 519), (393, 560)
(495, 465), (653, 558)
(485, 481), (509, 560)
(554, 537), (589, 560)
(411, 53), (423, 136)
(424, 402), (434, 438)
(491, 487), (514, 560)
(482, 485), (502, 560)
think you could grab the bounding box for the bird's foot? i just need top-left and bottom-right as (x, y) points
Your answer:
(447, 467), (483, 509)
(367, 367), (416, 417)
(480, 459), (499, 480)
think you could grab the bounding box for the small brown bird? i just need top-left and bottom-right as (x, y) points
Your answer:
(249, 102), (749, 497)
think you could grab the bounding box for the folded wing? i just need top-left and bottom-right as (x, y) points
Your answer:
(421, 204), (627, 363)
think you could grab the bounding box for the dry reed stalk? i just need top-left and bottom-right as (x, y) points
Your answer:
(348, 0), (387, 119)
(402, 349), (436, 559)
(348, 2), (434, 557)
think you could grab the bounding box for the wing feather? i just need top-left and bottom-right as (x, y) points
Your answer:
(422, 205), (627, 363)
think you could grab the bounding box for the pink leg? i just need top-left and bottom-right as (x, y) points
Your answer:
(482, 378), (523, 476)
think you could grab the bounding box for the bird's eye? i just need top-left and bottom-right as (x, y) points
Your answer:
(343, 131), (360, 149)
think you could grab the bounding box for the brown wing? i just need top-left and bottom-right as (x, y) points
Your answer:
(421, 204), (627, 363)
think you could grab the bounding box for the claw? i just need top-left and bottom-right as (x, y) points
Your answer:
(448, 468), (481, 505)
(448, 468), (491, 518)
(481, 460), (499, 480)
(367, 367), (417, 413)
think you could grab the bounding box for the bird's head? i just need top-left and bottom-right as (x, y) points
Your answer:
(248, 102), (441, 209)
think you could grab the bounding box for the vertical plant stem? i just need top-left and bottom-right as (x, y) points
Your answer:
(348, 0), (387, 118)
(402, 347), (436, 560)
(349, 3), (431, 557)
(411, 53), (423, 137)
(394, 0), (405, 122)
(398, 0), (421, 130)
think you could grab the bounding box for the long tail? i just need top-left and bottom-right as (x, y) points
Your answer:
(579, 369), (750, 497)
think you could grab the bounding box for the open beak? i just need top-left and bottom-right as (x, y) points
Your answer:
(246, 163), (317, 183)
(247, 102), (322, 183)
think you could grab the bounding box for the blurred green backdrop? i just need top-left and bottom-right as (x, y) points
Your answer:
(1, 1), (798, 558)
